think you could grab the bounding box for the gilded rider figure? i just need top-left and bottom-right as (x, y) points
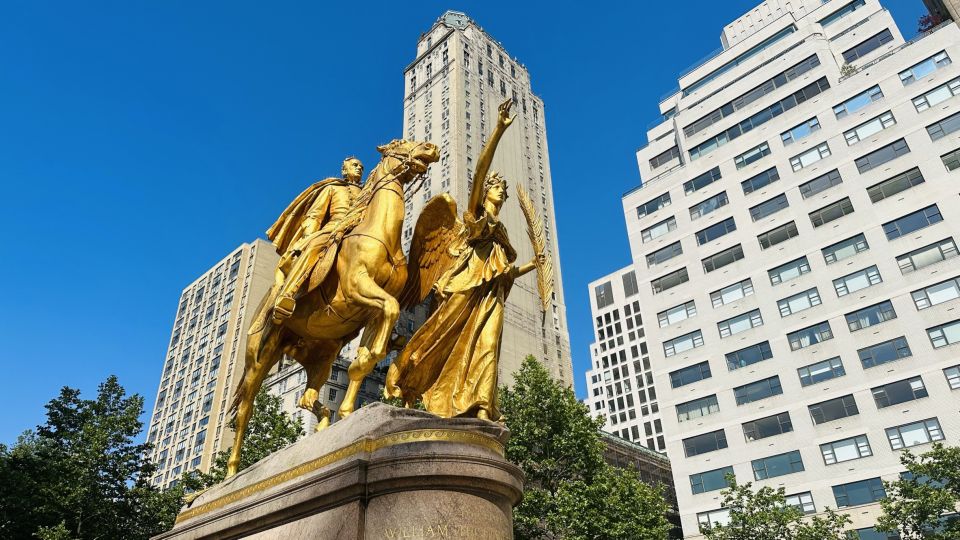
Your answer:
(267, 157), (364, 323)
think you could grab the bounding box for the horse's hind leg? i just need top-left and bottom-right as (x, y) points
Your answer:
(226, 327), (286, 478)
(295, 339), (342, 432)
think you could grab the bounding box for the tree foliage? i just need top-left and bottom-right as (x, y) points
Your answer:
(499, 356), (670, 539)
(876, 443), (960, 540)
(183, 388), (302, 490)
(702, 476), (850, 540)
(0, 376), (181, 540)
(918, 13), (946, 33)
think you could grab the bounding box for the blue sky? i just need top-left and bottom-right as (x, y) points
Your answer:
(0, 1), (927, 444)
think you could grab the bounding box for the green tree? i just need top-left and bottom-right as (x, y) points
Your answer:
(183, 388), (303, 490)
(499, 355), (670, 540)
(0, 376), (182, 540)
(876, 443), (960, 540)
(702, 476), (850, 540)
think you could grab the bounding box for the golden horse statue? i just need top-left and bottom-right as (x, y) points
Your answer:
(225, 139), (438, 478)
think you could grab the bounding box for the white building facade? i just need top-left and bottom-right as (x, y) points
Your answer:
(583, 266), (667, 453)
(625, 0), (960, 537)
(146, 239), (277, 488)
(401, 11), (573, 386)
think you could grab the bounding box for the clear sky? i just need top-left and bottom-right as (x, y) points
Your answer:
(0, 0), (928, 445)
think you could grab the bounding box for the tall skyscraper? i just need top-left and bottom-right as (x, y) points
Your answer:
(583, 265), (667, 453)
(401, 11), (573, 385)
(620, 0), (960, 536)
(146, 239), (277, 489)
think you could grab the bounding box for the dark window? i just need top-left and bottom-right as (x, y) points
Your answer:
(872, 376), (928, 408)
(743, 412), (793, 441)
(882, 204), (943, 240)
(683, 166), (723, 194)
(741, 167), (780, 194)
(726, 341), (773, 370)
(842, 29), (894, 63)
(810, 197), (854, 227)
(670, 361), (712, 388)
(855, 138), (910, 173)
(750, 193), (790, 221)
(696, 217), (737, 245)
(735, 142), (772, 169)
(594, 282), (614, 309)
(799, 169), (843, 199)
(690, 466), (735, 494)
(846, 300), (897, 332)
(702, 244), (745, 272)
(651, 267), (689, 294)
(809, 395), (859, 424)
(927, 111), (960, 141)
(752, 450), (804, 480)
(683, 429), (728, 457)
(758, 221), (799, 249)
(819, 0), (867, 26)
(858, 337), (912, 368)
(650, 146), (681, 169)
(734, 376), (783, 405)
(622, 271), (639, 297)
(832, 477), (885, 507)
(798, 357), (845, 386)
(636, 192), (672, 218)
(867, 167), (924, 202)
(646, 241), (684, 267)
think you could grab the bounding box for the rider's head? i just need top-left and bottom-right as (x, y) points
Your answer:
(341, 157), (364, 184)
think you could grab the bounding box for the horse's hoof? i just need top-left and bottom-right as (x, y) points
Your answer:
(315, 416), (330, 432)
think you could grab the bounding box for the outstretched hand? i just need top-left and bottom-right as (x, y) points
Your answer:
(498, 98), (515, 128)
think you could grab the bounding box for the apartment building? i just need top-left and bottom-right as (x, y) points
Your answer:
(624, 0), (960, 536)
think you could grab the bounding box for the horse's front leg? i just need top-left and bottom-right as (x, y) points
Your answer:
(337, 267), (400, 419)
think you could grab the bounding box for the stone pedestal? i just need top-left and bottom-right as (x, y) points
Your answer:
(155, 403), (523, 540)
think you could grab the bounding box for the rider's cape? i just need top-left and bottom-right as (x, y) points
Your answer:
(266, 178), (347, 255)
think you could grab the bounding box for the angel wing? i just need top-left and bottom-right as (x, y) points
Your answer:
(398, 193), (464, 310)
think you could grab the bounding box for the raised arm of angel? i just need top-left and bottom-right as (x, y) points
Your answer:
(468, 98), (514, 217)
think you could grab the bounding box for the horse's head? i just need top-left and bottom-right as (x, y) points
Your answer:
(375, 139), (439, 181)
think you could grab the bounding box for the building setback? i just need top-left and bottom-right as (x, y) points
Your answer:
(623, 0), (960, 537)
(402, 11), (573, 386)
(146, 239), (277, 488)
(584, 266), (667, 453)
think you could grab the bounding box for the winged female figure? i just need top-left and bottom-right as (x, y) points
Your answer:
(385, 98), (544, 421)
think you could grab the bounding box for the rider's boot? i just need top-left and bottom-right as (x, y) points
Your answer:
(272, 294), (296, 324)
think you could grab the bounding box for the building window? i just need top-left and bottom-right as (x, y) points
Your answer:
(928, 319), (960, 349)
(622, 271), (639, 297)
(651, 267), (689, 294)
(778, 288), (821, 317)
(912, 76), (960, 112)
(942, 148), (960, 171)
(646, 241), (683, 267)
(867, 167), (925, 203)
(926, 111), (960, 141)
(788, 321), (834, 351)
(810, 197), (854, 227)
(719, 309), (763, 338)
(846, 300), (897, 332)
(833, 85), (883, 118)
(768, 256), (810, 285)
(697, 508), (732, 530)
(844, 111), (896, 145)
(883, 204), (943, 240)
(899, 50), (951, 85)
(690, 466), (735, 494)
(798, 357), (845, 386)
(683, 429), (728, 457)
(696, 217), (737, 245)
(636, 192), (671, 218)
(682, 24), (797, 96)
(809, 394), (859, 424)
(663, 330), (704, 357)
(677, 394), (720, 423)
(858, 336), (912, 369)
(752, 450), (804, 480)
(711, 278), (754, 308)
(790, 142), (831, 171)
(833, 265), (882, 297)
(855, 138), (910, 173)
(832, 477), (885, 507)
(897, 237), (959, 273)
(842, 29), (893, 63)
(821, 435), (872, 465)
(785, 492), (816, 515)
(734, 376), (782, 405)
(886, 418), (944, 450)
(726, 341), (772, 371)
(689, 191), (729, 220)
(743, 411), (792, 441)
(819, 0), (867, 26)
(683, 166), (722, 194)
(670, 361), (712, 388)
(658, 300), (697, 327)
(872, 376), (928, 408)
(649, 145), (680, 169)
(749, 193), (789, 221)
(641, 216), (678, 243)
(735, 142), (771, 169)
(758, 221), (799, 249)
(594, 282), (613, 309)
(799, 169), (842, 199)
(781, 117), (820, 145)
(944, 365), (960, 389)
(702, 245), (745, 273)
(822, 233), (868, 264)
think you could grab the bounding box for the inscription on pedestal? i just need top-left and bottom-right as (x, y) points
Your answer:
(380, 522), (509, 540)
